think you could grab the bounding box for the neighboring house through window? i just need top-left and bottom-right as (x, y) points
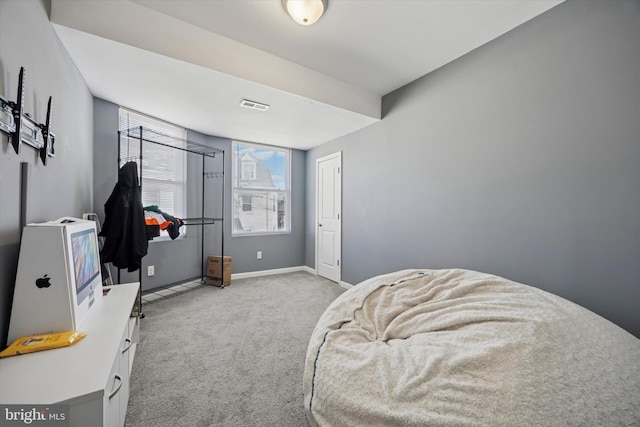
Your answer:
(119, 108), (187, 239)
(242, 194), (253, 212)
(241, 159), (256, 181)
(233, 141), (290, 235)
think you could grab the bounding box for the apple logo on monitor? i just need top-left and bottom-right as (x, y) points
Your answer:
(35, 274), (51, 288)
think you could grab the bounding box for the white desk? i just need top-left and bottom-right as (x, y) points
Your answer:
(0, 283), (140, 427)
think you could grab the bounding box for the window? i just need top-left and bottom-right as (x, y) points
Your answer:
(119, 108), (187, 239)
(233, 141), (290, 235)
(241, 161), (256, 181)
(242, 195), (253, 212)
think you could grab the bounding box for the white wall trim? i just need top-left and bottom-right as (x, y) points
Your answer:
(339, 281), (354, 290)
(302, 265), (317, 275)
(232, 266), (316, 280)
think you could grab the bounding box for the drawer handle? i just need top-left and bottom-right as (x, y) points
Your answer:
(109, 374), (122, 400)
(122, 338), (132, 353)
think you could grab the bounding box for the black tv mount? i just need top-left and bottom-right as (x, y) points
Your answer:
(0, 67), (55, 166)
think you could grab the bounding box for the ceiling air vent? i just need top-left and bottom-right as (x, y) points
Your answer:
(240, 99), (269, 111)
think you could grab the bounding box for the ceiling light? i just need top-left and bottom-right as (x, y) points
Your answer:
(282, 0), (327, 26)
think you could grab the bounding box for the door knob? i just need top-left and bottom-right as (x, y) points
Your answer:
(318, 224), (322, 227)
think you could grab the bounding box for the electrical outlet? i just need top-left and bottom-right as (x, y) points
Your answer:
(147, 265), (155, 276)
(257, 251), (262, 259)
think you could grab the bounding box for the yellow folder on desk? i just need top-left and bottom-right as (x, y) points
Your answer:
(0, 331), (86, 358)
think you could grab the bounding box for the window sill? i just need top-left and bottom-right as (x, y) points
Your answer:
(149, 234), (187, 243)
(232, 231), (290, 237)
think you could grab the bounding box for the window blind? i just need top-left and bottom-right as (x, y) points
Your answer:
(118, 108), (187, 226)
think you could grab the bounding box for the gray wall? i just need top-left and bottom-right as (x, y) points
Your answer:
(306, 0), (640, 337)
(93, 98), (306, 291)
(0, 0), (94, 348)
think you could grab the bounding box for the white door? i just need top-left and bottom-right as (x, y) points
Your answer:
(316, 152), (341, 283)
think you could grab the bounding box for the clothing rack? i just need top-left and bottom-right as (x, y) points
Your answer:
(116, 126), (226, 300)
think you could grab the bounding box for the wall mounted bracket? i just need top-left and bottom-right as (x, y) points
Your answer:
(0, 67), (55, 166)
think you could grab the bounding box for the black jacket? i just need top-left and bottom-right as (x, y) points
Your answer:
(99, 162), (148, 272)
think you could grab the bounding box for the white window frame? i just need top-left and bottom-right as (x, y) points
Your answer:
(232, 141), (291, 236)
(119, 108), (187, 241)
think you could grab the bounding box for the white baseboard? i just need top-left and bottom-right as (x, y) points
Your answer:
(232, 266), (316, 280)
(230, 266), (356, 291)
(301, 266), (317, 275)
(339, 281), (354, 290)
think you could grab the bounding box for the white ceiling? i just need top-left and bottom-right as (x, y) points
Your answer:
(50, 0), (563, 150)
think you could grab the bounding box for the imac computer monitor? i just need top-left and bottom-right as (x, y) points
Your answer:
(70, 227), (101, 305)
(7, 217), (104, 343)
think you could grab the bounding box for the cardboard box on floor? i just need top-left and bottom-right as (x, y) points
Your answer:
(205, 256), (231, 287)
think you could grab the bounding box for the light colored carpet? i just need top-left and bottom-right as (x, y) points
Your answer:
(125, 271), (345, 427)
